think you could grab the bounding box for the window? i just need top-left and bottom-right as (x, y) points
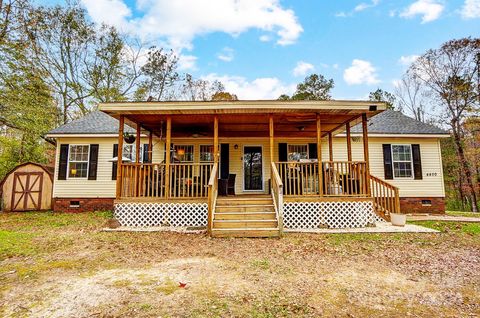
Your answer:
(68, 145), (89, 178)
(288, 144), (308, 161)
(392, 145), (413, 178)
(122, 144), (143, 162)
(174, 145), (194, 162)
(200, 145), (214, 162)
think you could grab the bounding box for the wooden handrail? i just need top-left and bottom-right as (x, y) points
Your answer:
(369, 175), (400, 221)
(275, 161), (369, 197)
(271, 162), (284, 236)
(207, 162), (218, 235)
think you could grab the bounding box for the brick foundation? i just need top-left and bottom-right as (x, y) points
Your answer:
(400, 197), (445, 214)
(53, 198), (114, 213)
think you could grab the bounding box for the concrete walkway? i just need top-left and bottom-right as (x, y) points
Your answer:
(407, 215), (480, 223)
(286, 222), (439, 234)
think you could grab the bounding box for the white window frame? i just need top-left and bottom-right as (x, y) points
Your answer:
(123, 144), (143, 162)
(67, 144), (90, 179)
(199, 144), (214, 163)
(174, 144), (195, 162)
(287, 144), (309, 161)
(391, 144), (414, 179)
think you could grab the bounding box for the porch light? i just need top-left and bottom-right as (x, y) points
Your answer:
(177, 148), (185, 156)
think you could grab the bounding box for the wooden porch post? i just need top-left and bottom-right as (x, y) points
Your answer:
(116, 115), (124, 199)
(328, 132), (333, 162)
(135, 123), (141, 196)
(214, 116), (219, 163)
(165, 117), (172, 199)
(269, 115), (274, 164)
(148, 131), (153, 162)
(346, 122), (352, 162)
(362, 113), (371, 195)
(316, 113), (323, 196)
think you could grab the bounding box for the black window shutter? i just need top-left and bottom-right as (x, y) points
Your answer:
(143, 144), (149, 163)
(58, 144), (69, 180)
(308, 143), (317, 159)
(220, 144), (229, 179)
(412, 144), (422, 180)
(279, 143), (288, 162)
(112, 144), (118, 180)
(88, 144), (99, 180)
(382, 144), (393, 180)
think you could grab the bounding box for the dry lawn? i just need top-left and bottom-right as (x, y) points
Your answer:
(0, 211), (479, 317)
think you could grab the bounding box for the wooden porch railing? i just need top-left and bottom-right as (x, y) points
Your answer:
(120, 162), (214, 199)
(207, 162), (218, 235)
(370, 175), (400, 221)
(276, 161), (368, 197)
(270, 162), (284, 236)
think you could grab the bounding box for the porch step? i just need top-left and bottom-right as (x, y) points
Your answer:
(213, 220), (278, 229)
(217, 198), (272, 205)
(213, 196), (279, 237)
(216, 204), (275, 213)
(211, 228), (280, 238)
(214, 212), (277, 220)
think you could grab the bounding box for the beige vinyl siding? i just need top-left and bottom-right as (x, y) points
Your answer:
(53, 136), (445, 199)
(53, 137), (164, 198)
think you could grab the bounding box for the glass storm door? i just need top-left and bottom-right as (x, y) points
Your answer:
(243, 146), (263, 191)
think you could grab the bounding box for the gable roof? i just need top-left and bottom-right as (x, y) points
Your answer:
(47, 111), (135, 135)
(46, 109), (449, 137)
(351, 109), (448, 136)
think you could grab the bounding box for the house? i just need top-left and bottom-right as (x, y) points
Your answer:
(46, 100), (449, 237)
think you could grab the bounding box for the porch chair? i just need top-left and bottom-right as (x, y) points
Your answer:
(227, 174), (236, 195)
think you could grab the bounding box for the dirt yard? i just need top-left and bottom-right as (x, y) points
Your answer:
(0, 212), (479, 317)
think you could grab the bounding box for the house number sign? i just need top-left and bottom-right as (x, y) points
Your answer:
(426, 172), (438, 177)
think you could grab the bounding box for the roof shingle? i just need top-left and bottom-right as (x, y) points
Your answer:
(47, 109), (448, 136)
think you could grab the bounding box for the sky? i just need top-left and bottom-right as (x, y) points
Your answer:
(40, 0), (480, 100)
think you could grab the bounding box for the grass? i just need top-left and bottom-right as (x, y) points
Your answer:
(0, 211), (479, 317)
(446, 210), (480, 218)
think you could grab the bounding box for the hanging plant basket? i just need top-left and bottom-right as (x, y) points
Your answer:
(123, 133), (136, 144)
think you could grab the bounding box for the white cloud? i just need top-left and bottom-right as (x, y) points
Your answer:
(292, 61), (315, 77)
(398, 55), (420, 66)
(343, 59), (380, 85)
(461, 0), (480, 19)
(217, 47), (234, 62)
(354, 0), (380, 12)
(259, 35), (271, 42)
(202, 74), (295, 99)
(178, 54), (197, 71)
(81, 0), (303, 50)
(400, 0), (444, 23)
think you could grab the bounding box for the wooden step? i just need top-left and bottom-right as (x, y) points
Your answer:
(214, 212), (276, 220)
(216, 204), (275, 213)
(213, 220), (278, 229)
(211, 228), (280, 238)
(216, 198), (273, 205)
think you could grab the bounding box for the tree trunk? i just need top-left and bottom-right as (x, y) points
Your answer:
(452, 126), (478, 212)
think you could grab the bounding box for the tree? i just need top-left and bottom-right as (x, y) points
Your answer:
(87, 26), (142, 104)
(279, 74), (334, 100)
(211, 91), (238, 101)
(368, 88), (397, 109)
(394, 71), (431, 122)
(410, 37), (480, 212)
(180, 74), (225, 101)
(138, 47), (179, 101)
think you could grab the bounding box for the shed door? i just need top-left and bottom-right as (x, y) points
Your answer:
(11, 172), (43, 211)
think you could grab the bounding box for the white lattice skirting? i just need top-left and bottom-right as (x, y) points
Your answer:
(284, 201), (384, 229)
(115, 202), (207, 227)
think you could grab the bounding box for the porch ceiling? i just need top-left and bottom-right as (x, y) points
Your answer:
(99, 100), (386, 138)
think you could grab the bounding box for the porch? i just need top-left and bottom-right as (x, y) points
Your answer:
(100, 100), (401, 237)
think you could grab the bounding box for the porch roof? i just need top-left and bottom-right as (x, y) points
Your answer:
(99, 100), (386, 138)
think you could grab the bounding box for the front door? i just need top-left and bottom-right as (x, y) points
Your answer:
(243, 146), (263, 191)
(11, 172), (43, 211)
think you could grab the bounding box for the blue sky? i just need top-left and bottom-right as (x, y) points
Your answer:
(41, 0), (480, 99)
